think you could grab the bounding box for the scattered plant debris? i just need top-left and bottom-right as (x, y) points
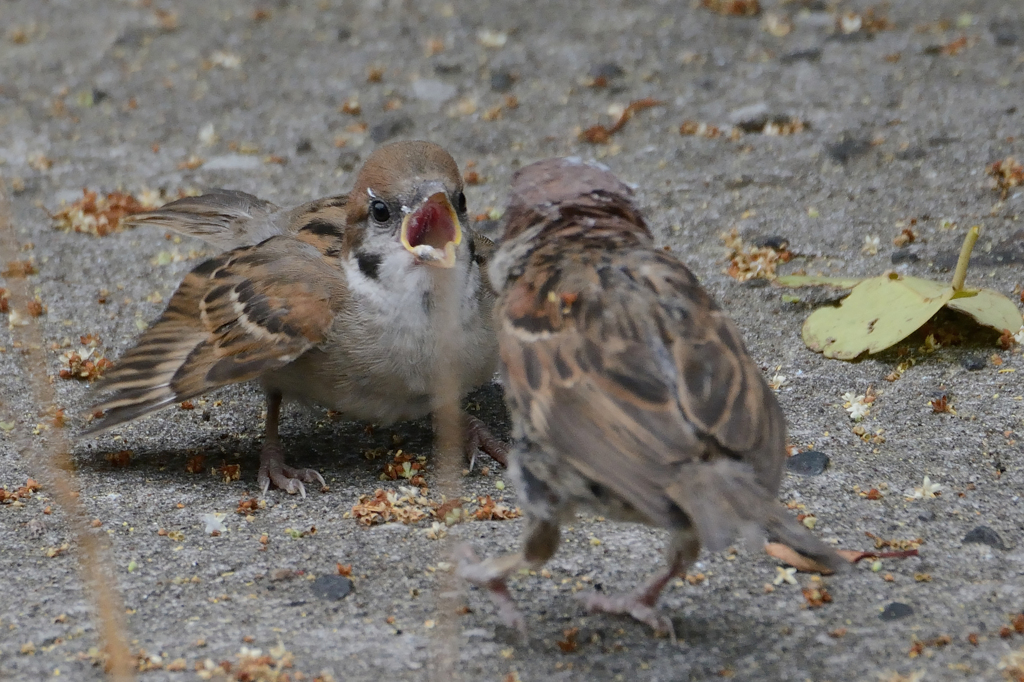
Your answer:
(701, 0), (760, 16)
(51, 188), (175, 237)
(579, 98), (661, 144)
(722, 228), (792, 281)
(987, 157), (1023, 198)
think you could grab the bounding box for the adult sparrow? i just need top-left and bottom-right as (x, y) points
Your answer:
(458, 157), (843, 634)
(84, 140), (506, 495)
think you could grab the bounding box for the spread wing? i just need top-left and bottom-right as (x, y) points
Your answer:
(125, 189), (285, 251)
(499, 248), (842, 569)
(84, 237), (343, 433)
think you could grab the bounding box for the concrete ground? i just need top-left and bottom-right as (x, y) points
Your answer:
(2, 0), (1023, 680)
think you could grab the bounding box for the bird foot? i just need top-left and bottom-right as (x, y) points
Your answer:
(464, 414), (509, 468)
(258, 442), (326, 498)
(579, 590), (676, 642)
(455, 544), (526, 634)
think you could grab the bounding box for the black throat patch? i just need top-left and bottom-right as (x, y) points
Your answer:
(355, 251), (383, 279)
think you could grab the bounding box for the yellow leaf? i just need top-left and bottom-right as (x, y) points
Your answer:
(802, 274), (953, 359)
(945, 288), (1023, 334)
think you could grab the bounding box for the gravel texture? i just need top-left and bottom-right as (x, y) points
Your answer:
(1, 1), (1023, 680)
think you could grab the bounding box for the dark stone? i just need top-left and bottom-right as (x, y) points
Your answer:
(742, 278), (770, 288)
(489, 69), (515, 92)
(311, 575), (353, 601)
(961, 356), (986, 371)
(786, 450), (830, 476)
(917, 510), (935, 522)
(589, 62), (624, 80)
(295, 138), (313, 154)
(927, 135), (958, 146)
(337, 27), (352, 42)
(826, 136), (871, 164)
(991, 21), (1019, 46)
(890, 250), (919, 265)
(724, 175), (754, 189)
(92, 89), (109, 104)
(780, 48), (822, 64)
(880, 602), (914, 621)
(115, 27), (156, 48)
(829, 30), (875, 43)
(370, 114), (414, 143)
(895, 147), (927, 161)
(337, 150), (361, 172)
(433, 61), (462, 75)
(751, 235), (790, 251)
(962, 525), (1007, 550)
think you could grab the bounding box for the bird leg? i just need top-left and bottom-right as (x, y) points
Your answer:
(463, 412), (508, 468)
(580, 529), (700, 641)
(257, 391), (326, 497)
(457, 517), (560, 633)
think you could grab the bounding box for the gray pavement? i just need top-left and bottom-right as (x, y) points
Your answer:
(1, 0), (1024, 680)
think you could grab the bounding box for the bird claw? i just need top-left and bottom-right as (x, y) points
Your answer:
(258, 443), (326, 498)
(455, 544), (527, 635)
(464, 414), (509, 468)
(579, 591), (677, 643)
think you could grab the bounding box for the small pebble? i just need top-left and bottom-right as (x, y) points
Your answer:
(295, 138), (313, 155)
(960, 356), (985, 371)
(880, 602), (914, 621)
(917, 510), (935, 522)
(751, 235), (790, 251)
(589, 62), (624, 80)
(890, 250), (920, 264)
(780, 48), (822, 64)
(826, 136), (871, 164)
(962, 525), (1006, 550)
(311, 575), (354, 601)
(410, 79), (457, 104)
(786, 450), (830, 476)
(489, 69), (515, 92)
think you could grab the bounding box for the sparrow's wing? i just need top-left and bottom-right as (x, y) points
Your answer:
(84, 236), (343, 433)
(500, 248), (843, 570)
(125, 190), (286, 251)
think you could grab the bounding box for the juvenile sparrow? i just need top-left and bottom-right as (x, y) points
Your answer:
(84, 140), (506, 495)
(458, 158), (844, 634)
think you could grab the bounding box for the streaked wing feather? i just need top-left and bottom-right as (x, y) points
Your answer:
(84, 238), (340, 434)
(125, 190), (285, 250)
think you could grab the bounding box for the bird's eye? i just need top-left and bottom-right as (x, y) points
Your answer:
(456, 191), (467, 214)
(370, 200), (390, 223)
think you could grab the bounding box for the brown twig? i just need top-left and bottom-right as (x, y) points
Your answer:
(579, 98), (663, 144)
(0, 177), (135, 679)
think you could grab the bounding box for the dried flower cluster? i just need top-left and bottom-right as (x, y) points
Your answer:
(58, 347), (113, 381)
(988, 157), (1023, 197)
(51, 188), (174, 236)
(721, 229), (792, 281)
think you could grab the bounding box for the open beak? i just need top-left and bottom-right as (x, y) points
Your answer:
(400, 192), (462, 268)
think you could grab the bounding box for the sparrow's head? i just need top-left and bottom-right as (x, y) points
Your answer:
(500, 157), (648, 243)
(346, 140), (467, 269)
(489, 157), (650, 290)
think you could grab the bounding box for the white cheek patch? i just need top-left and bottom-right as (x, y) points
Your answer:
(367, 188), (378, 199)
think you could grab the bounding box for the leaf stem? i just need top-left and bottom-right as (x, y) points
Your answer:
(950, 225), (980, 291)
